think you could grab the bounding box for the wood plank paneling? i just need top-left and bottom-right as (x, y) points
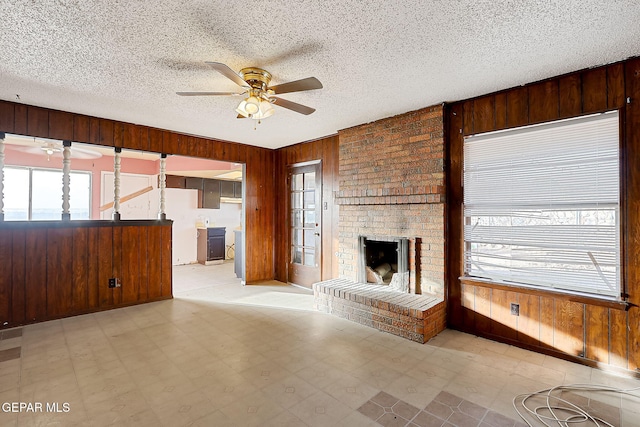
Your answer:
(24, 229), (46, 322)
(446, 103), (464, 328)
(625, 57), (640, 372)
(148, 128), (163, 153)
(539, 296), (555, 350)
(72, 227), (89, 312)
(528, 80), (559, 123)
(14, 104), (27, 135)
(98, 227), (113, 307)
(474, 286), (491, 334)
(462, 284), (475, 330)
(559, 74), (582, 118)
(160, 225), (172, 297)
(585, 305), (609, 363)
(582, 67), (608, 113)
(610, 308), (628, 369)
(48, 110), (74, 141)
(73, 115), (90, 143)
(87, 227), (99, 309)
(112, 226), (122, 305)
(506, 86), (529, 128)
(0, 230), (12, 325)
(0, 222), (171, 329)
(473, 96), (495, 134)
(462, 100), (474, 135)
(89, 117), (100, 145)
(607, 63), (625, 109)
(11, 230), (26, 325)
(113, 122), (124, 148)
(99, 119), (114, 146)
(27, 106), (49, 137)
(138, 227), (149, 300)
(147, 225), (162, 299)
(121, 226), (140, 304)
(46, 228), (73, 318)
(490, 289), (518, 340)
(553, 301), (584, 357)
(517, 294), (540, 346)
(494, 93), (507, 130)
(0, 101), (15, 133)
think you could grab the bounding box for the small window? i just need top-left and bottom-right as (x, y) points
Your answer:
(463, 111), (620, 298)
(5, 166), (91, 220)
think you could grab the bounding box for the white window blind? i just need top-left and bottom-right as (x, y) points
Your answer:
(463, 111), (620, 298)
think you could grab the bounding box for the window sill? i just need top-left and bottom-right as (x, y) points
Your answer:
(459, 276), (630, 311)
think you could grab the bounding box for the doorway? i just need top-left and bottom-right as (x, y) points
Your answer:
(288, 161), (322, 287)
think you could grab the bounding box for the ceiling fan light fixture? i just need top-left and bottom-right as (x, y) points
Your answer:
(235, 100), (250, 118)
(258, 100), (275, 118)
(244, 96), (260, 115)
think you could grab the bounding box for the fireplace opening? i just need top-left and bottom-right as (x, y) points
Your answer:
(358, 236), (409, 292)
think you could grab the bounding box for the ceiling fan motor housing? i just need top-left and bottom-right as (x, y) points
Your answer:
(239, 67), (272, 92)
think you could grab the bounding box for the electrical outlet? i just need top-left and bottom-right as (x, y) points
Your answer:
(510, 303), (520, 316)
(108, 278), (121, 288)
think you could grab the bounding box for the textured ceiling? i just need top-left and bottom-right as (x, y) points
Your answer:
(1, 1), (639, 149)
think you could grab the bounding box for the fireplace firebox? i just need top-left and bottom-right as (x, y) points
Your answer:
(358, 236), (409, 292)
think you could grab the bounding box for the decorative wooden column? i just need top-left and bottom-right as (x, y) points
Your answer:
(61, 140), (71, 220)
(0, 132), (4, 222)
(158, 153), (167, 220)
(113, 147), (121, 220)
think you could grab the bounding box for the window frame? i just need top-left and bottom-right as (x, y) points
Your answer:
(461, 110), (623, 301)
(4, 165), (92, 221)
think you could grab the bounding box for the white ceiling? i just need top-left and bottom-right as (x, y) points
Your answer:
(1, 1), (639, 149)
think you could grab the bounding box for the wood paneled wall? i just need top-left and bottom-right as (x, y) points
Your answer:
(446, 58), (640, 373)
(274, 136), (340, 283)
(0, 221), (172, 328)
(0, 100), (275, 282)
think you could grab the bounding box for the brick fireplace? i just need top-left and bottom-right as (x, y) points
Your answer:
(335, 105), (445, 297)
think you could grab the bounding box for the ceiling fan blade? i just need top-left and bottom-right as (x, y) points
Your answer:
(270, 77), (323, 95)
(205, 62), (250, 88)
(272, 97), (316, 115)
(237, 114), (246, 119)
(176, 91), (244, 96)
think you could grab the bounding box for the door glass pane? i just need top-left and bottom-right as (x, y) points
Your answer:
(293, 247), (302, 264)
(292, 192), (302, 209)
(304, 229), (315, 247)
(4, 167), (29, 220)
(304, 172), (315, 190)
(292, 174), (303, 190)
(304, 209), (315, 227)
(32, 170), (63, 220)
(304, 248), (315, 266)
(292, 229), (303, 247)
(292, 210), (303, 227)
(304, 190), (315, 208)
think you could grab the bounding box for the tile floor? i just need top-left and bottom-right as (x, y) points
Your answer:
(0, 262), (639, 426)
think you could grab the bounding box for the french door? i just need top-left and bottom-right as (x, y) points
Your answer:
(288, 162), (322, 287)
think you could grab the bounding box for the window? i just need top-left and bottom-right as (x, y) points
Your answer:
(4, 166), (91, 220)
(463, 111), (620, 298)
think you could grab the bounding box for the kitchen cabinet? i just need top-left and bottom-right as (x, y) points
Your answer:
(220, 180), (235, 197)
(164, 175), (186, 189)
(201, 179), (220, 209)
(197, 227), (226, 265)
(234, 181), (242, 198)
(185, 177), (203, 190)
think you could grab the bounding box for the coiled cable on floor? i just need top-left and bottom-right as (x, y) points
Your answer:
(513, 383), (640, 426)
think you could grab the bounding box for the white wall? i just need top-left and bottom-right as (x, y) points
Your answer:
(164, 188), (242, 265)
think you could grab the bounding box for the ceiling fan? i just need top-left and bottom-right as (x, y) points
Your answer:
(11, 138), (102, 161)
(177, 62), (323, 120)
